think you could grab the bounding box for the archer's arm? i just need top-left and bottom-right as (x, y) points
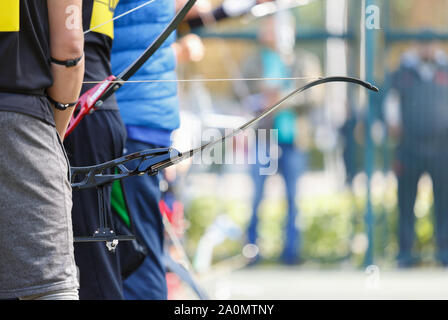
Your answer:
(177, 0), (273, 28)
(47, 0), (85, 139)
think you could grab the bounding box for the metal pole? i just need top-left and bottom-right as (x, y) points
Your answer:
(363, 0), (377, 267)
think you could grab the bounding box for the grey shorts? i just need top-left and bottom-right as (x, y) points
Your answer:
(0, 111), (79, 299)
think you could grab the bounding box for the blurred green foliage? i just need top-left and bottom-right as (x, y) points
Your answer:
(184, 177), (437, 268)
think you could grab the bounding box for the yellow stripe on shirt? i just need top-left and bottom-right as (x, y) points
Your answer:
(90, 0), (120, 39)
(0, 0), (20, 32)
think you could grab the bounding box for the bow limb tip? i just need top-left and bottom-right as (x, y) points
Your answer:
(369, 84), (380, 92)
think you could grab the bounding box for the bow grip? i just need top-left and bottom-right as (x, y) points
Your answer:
(65, 75), (117, 138)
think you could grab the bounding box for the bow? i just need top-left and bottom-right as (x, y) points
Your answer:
(71, 76), (379, 248)
(65, 0), (198, 137)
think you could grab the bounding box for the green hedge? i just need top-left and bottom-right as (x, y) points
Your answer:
(184, 181), (436, 267)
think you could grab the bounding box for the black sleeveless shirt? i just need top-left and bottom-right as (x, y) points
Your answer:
(0, 0), (54, 125)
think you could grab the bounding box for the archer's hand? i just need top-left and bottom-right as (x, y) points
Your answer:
(176, 0), (211, 19)
(222, 0), (275, 17)
(172, 34), (205, 64)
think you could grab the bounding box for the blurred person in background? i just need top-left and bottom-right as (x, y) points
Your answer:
(384, 41), (448, 268)
(242, 13), (320, 265)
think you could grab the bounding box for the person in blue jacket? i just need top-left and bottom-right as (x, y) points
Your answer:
(111, 0), (179, 300)
(112, 0), (269, 299)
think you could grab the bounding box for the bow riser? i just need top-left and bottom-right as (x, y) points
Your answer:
(65, 75), (116, 137)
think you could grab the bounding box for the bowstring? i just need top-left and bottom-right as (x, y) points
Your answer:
(82, 76), (321, 84)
